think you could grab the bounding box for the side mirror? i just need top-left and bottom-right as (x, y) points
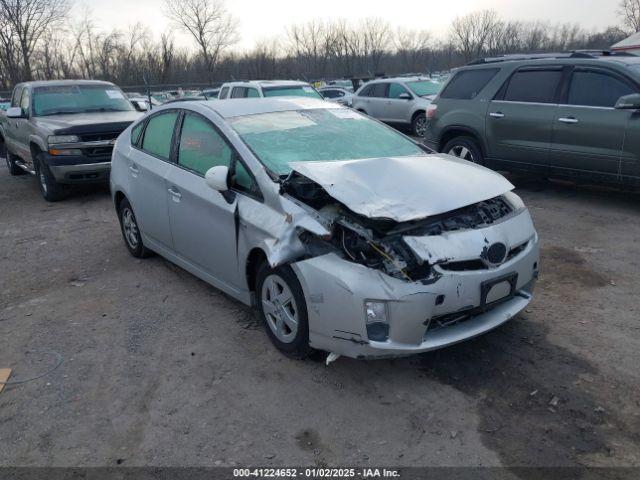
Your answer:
(132, 100), (149, 112)
(6, 107), (24, 118)
(615, 93), (640, 110)
(205, 165), (229, 192)
(398, 92), (412, 100)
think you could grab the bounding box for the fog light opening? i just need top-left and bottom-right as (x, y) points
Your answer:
(364, 300), (389, 342)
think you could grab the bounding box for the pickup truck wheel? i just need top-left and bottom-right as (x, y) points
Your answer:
(35, 154), (68, 202)
(412, 112), (427, 137)
(6, 151), (25, 176)
(442, 136), (484, 165)
(256, 263), (312, 359)
(118, 198), (152, 258)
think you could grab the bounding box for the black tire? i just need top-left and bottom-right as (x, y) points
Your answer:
(412, 111), (427, 137)
(34, 153), (68, 201)
(5, 150), (26, 176)
(442, 136), (484, 165)
(255, 262), (312, 359)
(118, 198), (153, 258)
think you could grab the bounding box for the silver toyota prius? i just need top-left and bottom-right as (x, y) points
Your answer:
(110, 97), (539, 360)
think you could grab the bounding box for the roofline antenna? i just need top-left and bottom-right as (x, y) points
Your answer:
(143, 70), (153, 111)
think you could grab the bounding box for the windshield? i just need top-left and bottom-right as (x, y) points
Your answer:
(262, 85), (323, 99)
(33, 85), (134, 116)
(229, 108), (425, 175)
(406, 80), (442, 97)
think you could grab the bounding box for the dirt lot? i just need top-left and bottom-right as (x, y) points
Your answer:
(0, 164), (639, 472)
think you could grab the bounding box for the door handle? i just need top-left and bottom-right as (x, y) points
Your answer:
(489, 112), (505, 119)
(129, 164), (139, 175)
(168, 186), (182, 201)
(558, 117), (578, 124)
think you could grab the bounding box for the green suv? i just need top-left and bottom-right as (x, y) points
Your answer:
(424, 52), (640, 187)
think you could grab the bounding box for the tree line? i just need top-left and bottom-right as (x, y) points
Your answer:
(0, 0), (632, 92)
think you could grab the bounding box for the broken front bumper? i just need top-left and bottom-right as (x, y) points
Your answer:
(291, 217), (539, 359)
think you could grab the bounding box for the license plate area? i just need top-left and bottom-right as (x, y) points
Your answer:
(481, 272), (518, 308)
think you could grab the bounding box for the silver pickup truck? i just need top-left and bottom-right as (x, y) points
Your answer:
(0, 80), (143, 201)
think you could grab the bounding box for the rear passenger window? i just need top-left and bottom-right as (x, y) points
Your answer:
(440, 69), (499, 100)
(358, 85), (373, 97)
(131, 122), (144, 146)
(568, 71), (634, 108)
(142, 111), (178, 159)
(178, 113), (232, 176)
(231, 87), (247, 99)
(247, 88), (260, 98)
(504, 70), (562, 104)
(370, 83), (388, 98)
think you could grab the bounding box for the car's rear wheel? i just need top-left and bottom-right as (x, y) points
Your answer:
(442, 136), (484, 165)
(35, 153), (68, 201)
(118, 198), (152, 258)
(412, 112), (427, 137)
(256, 263), (311, 359)
(5, 150), (25, 176)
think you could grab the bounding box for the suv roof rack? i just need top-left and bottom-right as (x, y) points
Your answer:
(468, 50), (637, 65)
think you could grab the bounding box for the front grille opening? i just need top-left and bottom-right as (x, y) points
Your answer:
(439, 241), (530, 272)
(80, 131), (121, 142)
(83, 146), (113, 158)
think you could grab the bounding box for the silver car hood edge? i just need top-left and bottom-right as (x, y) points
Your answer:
(288, 155), (515, 222)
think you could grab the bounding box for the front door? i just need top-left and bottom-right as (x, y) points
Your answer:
(549, 68), (634, 180)
(166, 111), (240, 288)
(486, 67), (563, 170)
(385, 82), (413, 123)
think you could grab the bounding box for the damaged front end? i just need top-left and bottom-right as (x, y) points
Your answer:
(272, 162), (539, 359)
(281, 171), (519, 284)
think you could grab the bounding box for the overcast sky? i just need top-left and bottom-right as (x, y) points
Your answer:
(79, 0), (621, 50)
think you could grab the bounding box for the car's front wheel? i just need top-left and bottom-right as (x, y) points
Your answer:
(442, 136), (484, 165)
(412, 112), (427, 137)
(118, 198), (152, 258)
(256, 263), (311, 359)
(35, 153), (68, 201)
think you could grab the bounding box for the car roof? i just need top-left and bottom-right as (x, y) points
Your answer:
(196, 97), (337, 118)
(222, 80), (311, 88)
(16, 79), (116, 89)
(366, 76), (434, 84)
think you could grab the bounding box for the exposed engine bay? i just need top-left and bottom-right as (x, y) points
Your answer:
(281, 172), (515, 284)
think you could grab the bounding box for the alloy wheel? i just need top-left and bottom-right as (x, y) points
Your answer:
(414, 116), (427, 137)
(448, 145), (475, 162)
(261, 274), (299, 344)
(122, 207), (139, 249)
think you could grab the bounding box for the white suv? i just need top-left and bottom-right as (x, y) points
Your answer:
(218, 80), (322, 100)
(351, 76), (441, 136)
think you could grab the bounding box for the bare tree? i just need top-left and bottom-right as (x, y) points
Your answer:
(395, 28), (431, 72)
(164, 0), (238, 81)
(450, 10), (500, 62)
(359, 18), (392, 74)
(0, 0), (71, 80)
(619, 0), (640, 32)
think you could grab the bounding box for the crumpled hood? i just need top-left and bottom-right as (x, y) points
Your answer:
(288, 155), (514, 222)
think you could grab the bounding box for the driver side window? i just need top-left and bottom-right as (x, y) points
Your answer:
(178, 113), (232, 176)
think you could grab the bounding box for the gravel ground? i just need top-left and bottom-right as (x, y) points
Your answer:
(0, 165), (639, 472)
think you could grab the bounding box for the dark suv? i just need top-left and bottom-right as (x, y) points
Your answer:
(424, 52), (640, 187)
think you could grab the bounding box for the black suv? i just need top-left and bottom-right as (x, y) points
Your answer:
(424, 51), (640, 187)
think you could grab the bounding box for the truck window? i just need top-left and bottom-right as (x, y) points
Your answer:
(11, 87), (23, 108)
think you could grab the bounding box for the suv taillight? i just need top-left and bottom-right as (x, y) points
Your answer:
(426, 104), (438, 119)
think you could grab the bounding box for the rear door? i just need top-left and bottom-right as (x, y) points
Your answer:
(366, 83), (389, 120)
(486, 67), (563, 169)
(549, 67), (635, 179)
(128, 109), (179, 249)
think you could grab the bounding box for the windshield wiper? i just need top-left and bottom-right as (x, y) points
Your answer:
(39, 110), (84, 116)
(84, 107), (130, 113)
